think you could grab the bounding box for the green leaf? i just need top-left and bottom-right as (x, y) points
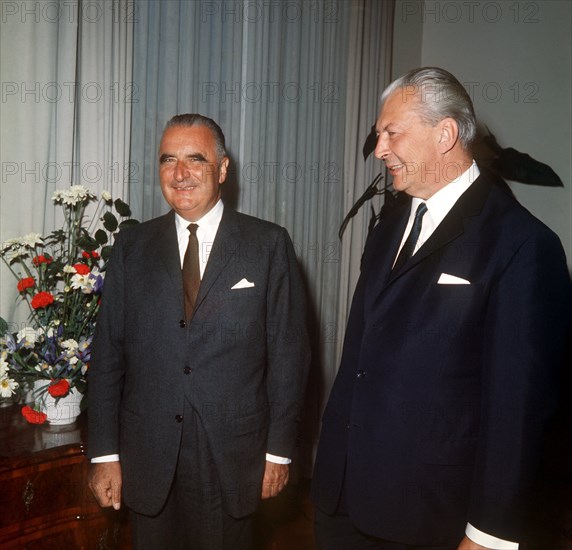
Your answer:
(101, 245), (113, 261)
(77, 234), (99, 251)
(48, 229), (66, 244)
(79, 392), (88, 411)
(0, 317), (9, 337)
(94, 229), (108, 245)
(118, 219), (139, 229)
(114, 198), (131, 217)
(103, 212), (118, 232)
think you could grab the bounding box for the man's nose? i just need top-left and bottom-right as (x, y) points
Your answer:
(174, 161), (189, 181)
(374, 133), (389, 160)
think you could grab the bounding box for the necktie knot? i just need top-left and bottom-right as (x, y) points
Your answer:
(187, 223), (198, 236)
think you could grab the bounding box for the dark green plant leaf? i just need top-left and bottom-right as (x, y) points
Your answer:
(77, 234), (99, 251)
(103, 212), (118, 232)
(0, 317), (9, 337)
(48, 229), (66, 244)
(118, 219), (139, 229)
(80, 393), (88, 412)
(94, 229), (108, 245)
(114, 198), (131, 217)
(101, 245), (113, 261)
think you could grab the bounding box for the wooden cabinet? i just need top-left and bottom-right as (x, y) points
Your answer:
(0, 405), (130, 549)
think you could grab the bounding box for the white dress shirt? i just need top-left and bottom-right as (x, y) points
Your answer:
(396, 161), (479, 260)
(395, 162), (518, 549)
(174, 199), (223, 274)
(92, 200), (289, 466)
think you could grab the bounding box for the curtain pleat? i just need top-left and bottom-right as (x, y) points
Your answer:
(0, 0), (134, 324)
(129, 0), (394, 474)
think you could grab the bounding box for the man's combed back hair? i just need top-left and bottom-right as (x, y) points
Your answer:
(381, 67), (477, 148)
(165, 114), (227, 161)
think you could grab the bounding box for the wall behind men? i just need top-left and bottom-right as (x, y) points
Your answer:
(392, 0), (571, 268)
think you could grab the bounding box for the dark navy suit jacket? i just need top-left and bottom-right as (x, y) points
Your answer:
(312, 171), (572, 545)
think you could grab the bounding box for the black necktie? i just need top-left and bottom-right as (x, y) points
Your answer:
(392, 202), (428, 272)
(182, 223), (200, 319)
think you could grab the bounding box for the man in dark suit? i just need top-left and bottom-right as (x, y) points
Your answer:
(312, 67), (572, 549)
(88, 114), (310, 550)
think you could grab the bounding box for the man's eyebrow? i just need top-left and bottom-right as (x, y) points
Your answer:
(187, 153), (207, 162)
(377, 122), (399, 133)
(159, 152), (209, 163)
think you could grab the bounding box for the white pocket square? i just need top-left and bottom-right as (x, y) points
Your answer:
(437, 273), (471, 285)
(231, 278), (255, 290)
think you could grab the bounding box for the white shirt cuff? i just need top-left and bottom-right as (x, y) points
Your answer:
(265, 453), (291, 464)
(93, 453), (288, 464)
(91, 454), (120, 463)
(466, 523), (518, 549)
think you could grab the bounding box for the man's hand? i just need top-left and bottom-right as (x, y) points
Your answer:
(261, 461), (289, 499)
(88, 462), (122, 510)
(458, 536), (492, 550)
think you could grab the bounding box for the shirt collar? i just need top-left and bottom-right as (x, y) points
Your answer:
(175, 199), (224, 234)
(412, 160), (480, 227)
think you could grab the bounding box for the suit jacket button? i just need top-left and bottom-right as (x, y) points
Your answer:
(356, 370), (366, 379)
(183, 367), (191, 375)
(175, 415), (183, 423)
(179, 320), (186, 328)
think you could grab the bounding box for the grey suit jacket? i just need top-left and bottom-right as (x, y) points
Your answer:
(88, 206), (310, 517)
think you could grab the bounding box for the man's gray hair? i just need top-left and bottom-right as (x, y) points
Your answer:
(165, 113), (227, 161)
(381, 67), (477, 148)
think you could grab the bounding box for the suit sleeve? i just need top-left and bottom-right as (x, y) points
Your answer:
(87, 230), (127, 459)
(264, 227), (311, 458)
(468, 228), (572, 539)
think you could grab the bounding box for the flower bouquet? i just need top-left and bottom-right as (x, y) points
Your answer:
(0, 185), (137, 424)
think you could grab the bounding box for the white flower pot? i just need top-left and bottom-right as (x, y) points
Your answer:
(33, 380), (82, 425)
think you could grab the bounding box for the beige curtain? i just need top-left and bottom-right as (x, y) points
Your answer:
(0, 0), (134, 324)
(129, 0), (395, 474)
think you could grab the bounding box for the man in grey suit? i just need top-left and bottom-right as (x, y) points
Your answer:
(88, 114), (310, 550)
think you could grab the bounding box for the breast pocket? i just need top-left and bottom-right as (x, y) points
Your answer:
(227, 286), (260, 300)
(431, 282), (486, 324)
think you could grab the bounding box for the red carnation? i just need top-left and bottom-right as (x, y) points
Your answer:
(21, 406), (47, 425)
(31, 291), (55, 309)
(82, 251), (90, 259)
(48, 379), (70, 397)
(32, 255), (52, 266)
(17, 277), (35, 292)
(73, 263), (90, 275)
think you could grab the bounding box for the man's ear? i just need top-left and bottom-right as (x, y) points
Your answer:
(437, 118), (459, 154)
(219, 157), (230, 183)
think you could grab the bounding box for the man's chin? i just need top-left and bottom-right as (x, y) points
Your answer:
(173, 205), (199, 221)
(391, 176), (408, 193)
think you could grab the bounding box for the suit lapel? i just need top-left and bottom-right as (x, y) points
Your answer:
(148, 211), (183, 296)
(365, 199), (411, 303)
(386, 174), (493, 284)
(150, 208), (242, 321)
